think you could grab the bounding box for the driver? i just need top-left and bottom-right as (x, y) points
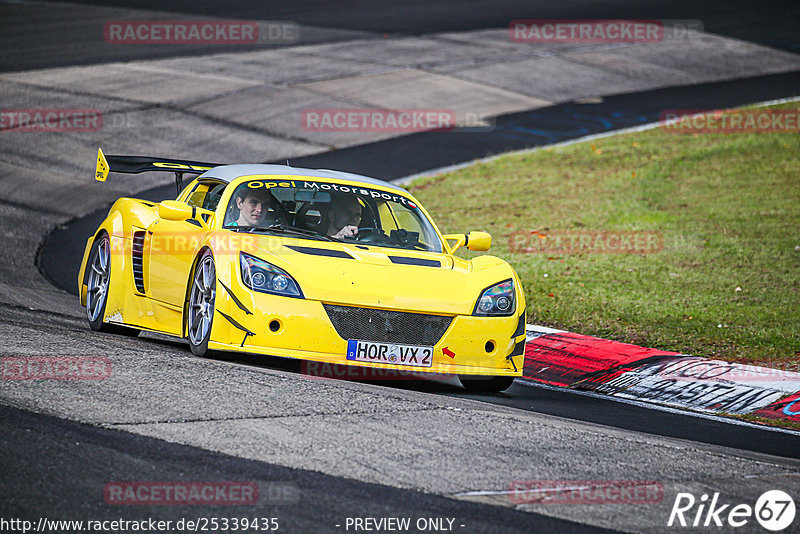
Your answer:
(232, 187), (272, 227)
(326, 194), (362, 239)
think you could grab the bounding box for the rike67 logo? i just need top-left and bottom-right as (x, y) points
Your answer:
(668, 490), (795, 531)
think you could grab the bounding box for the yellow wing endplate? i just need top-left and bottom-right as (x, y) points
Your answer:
(96, 148), (109, 182)
(92, 149), (221, 182)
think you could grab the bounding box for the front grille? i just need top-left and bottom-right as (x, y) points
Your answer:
(323, 304), (452, 346)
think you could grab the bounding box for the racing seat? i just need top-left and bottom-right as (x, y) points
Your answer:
(294, 202), (329, 233)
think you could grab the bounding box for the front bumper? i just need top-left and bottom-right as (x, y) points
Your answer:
(209, 288), (524, 377)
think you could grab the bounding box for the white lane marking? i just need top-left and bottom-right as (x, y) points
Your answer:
(526, 325), (566, 335)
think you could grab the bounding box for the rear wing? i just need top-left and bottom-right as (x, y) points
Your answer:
(95, 148), (224, 193)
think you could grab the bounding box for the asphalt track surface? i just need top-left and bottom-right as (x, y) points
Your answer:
(4, 1), (800, 532)
(2, 404), (609, 533)
(4, 0), (798, 72)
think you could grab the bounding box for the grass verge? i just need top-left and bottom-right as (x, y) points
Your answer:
(409, 102), (800, 368)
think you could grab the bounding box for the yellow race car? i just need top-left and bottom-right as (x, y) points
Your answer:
(78, 149), (525, 392)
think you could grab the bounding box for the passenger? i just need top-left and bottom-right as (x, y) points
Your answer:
(326, 194), (362, 239)
(232, 187), (272, 226)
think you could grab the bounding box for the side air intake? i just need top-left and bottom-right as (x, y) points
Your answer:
(131, 231), (146, 293)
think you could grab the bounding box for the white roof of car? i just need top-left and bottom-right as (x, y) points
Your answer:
(197, 164), (408, 194)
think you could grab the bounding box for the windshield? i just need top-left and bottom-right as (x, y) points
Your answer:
(223, 179), (442, 252)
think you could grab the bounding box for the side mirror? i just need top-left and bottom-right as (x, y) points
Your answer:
(443, 231), (491, 253)
(466, 231), (491, 251)
(159, 200), (193, 221)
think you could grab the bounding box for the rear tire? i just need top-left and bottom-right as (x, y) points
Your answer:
(187, 251), (216, 357)
(459, 375), (515, 393)
(85, 233), (140, 336)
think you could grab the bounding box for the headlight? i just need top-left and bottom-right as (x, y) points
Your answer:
(473, 279), (515, 316)
(240, 252), (303, 298)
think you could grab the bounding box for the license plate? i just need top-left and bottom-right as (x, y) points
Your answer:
(346, 339), (433, 368)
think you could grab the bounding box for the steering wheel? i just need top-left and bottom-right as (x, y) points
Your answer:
(352, 227), (387, 244)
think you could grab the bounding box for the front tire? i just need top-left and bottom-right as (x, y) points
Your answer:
(459, 375), (515, 393)
(85, 233), (140, 336)
(187, 251), (216, 356)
